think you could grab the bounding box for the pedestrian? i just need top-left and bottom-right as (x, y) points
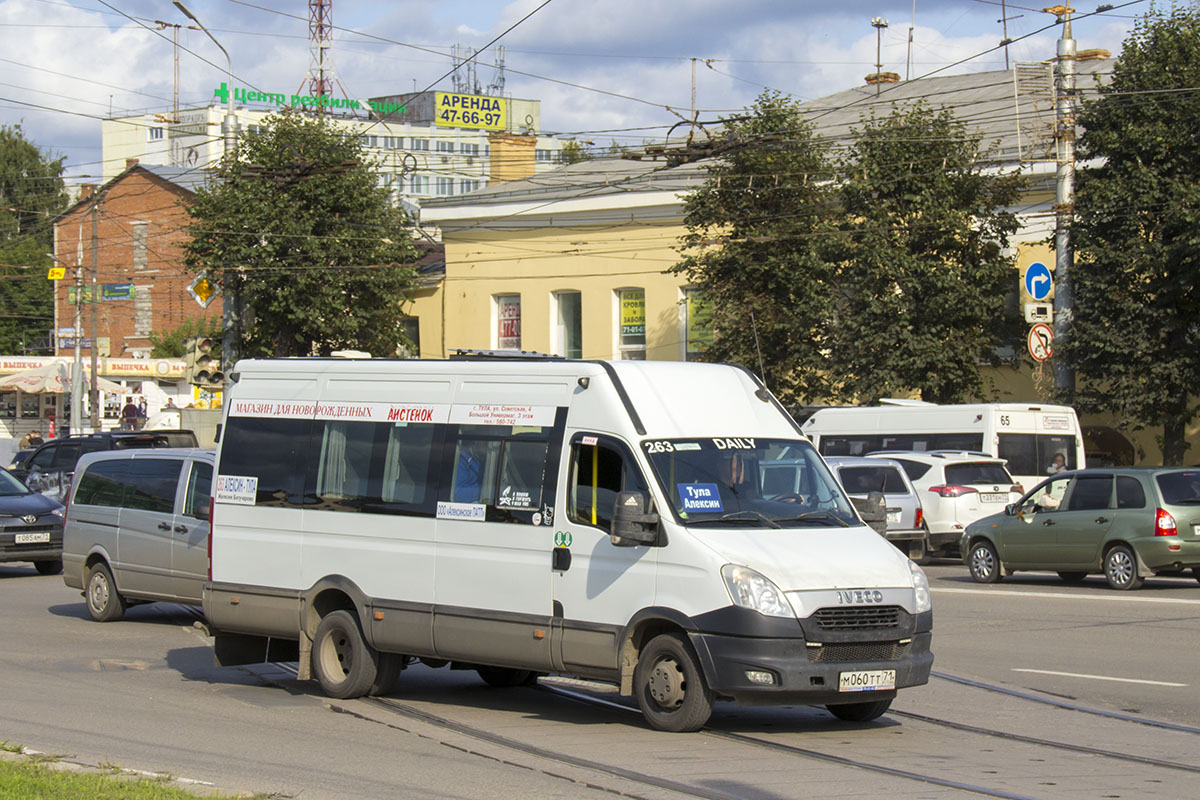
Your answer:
(165, 397), (177, 409)
(121, 398), (140, 431)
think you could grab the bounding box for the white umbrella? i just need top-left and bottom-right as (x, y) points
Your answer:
(0, 361), (127, 395)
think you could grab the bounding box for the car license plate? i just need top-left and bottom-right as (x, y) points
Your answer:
(886, 510), (901, 524)
(979, 492), (1008, 503)
(838, 669), (896, 692)
(1193, 524), (1200, 539)
(14, 532), (50, 545)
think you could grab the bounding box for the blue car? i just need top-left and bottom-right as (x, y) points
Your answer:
(0, 465), (65, 574)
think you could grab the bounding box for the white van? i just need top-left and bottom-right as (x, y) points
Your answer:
(802, 401), (1086, 492)
(62, 449), (213, 621)
(205, 357), (933, 731)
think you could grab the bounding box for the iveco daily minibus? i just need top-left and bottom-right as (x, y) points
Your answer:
(204, 356), (933, 731)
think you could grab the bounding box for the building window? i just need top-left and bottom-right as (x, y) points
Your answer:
(554, 291), (582, 359)
(409, 175), (428, 194)
(460, 142), (480, 156)
(410, 138), (430, 151)
(435, 177), (453, 195)
(458, 179), (480, 194)
(134, 286), (152, 337)
(132, 221), (148, 270)
(535, 149), (554, 162)
(684, 288), (712, 361)
(436, 140), (454, 153)
(616, 288), (646, 360)
(147, 127), (164, 142)
(495, 295), (521, 350)
(400, 316), (420, 357)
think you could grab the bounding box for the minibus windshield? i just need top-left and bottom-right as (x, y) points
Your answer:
(640, 438), (858, 528)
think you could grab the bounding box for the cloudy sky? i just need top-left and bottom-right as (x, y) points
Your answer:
(0, 0), (1144, 181)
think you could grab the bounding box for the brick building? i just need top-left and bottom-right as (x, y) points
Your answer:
(52, 161), (214, 360)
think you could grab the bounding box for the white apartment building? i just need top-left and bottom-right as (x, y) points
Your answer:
(100, 88), (564, 204)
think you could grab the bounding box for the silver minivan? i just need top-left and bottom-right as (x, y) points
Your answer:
(62, 449), (213, 621)
(823, 456), (928, 561)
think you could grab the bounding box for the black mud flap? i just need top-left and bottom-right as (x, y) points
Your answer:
(213, 632), (300, 667)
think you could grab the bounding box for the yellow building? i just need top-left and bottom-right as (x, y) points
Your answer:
(413, 58), (1199, 465)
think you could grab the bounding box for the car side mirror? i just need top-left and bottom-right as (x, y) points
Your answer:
(853, 490), (888, 535)
(611, 491), (659, 547)
(1005, 503), (1016, 516)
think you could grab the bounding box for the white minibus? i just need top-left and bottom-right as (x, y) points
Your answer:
(204, 357), (933, 732)
(801, 401), (1086, 491)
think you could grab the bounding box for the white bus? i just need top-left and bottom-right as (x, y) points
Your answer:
(204, 357), (933, 732)
(801, 401), (1086, 491)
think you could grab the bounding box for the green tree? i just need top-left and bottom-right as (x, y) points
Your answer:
(1065, 5), (1200, 465)
(148, 316), (222, 358)
(0, 125), (68, 354)
(832, 102), (1023, 403)
(672, 91), (842, 403)
(183, 111), (419, 358)
(560, 139), (592, 165)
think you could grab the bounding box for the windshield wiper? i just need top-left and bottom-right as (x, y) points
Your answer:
(772, 510), (851, 527)
(688, 510), (781, 529)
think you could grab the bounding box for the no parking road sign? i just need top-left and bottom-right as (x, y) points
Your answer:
(1028, 323), (1054, 362)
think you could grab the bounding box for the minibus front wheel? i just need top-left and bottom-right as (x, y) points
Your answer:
(634, 633), (714, 732)
(312, 609), (379, 699)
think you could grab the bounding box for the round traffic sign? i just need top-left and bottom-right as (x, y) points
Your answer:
(1024, 262), (1053, 301)
(1028, 323), (1054, 362)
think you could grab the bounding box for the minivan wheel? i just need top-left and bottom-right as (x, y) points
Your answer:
(634, 633), (714, 732)
(826, 698), (893, 722)
(311, 610), (379, 699)
(968, 541), (1002, 584)
(86, 562), (126, 622)
(1104, 545), (1144, 591)
(34, 559), (62, 575)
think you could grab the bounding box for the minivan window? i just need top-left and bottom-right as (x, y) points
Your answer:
(125, 459), (183, 513)
(568, 437), (645, 532)
(184, 461), (213, 518)
(1155, 470), (1200, 505)
(73, 459), (131, 507)
(838, 466), (907, 494)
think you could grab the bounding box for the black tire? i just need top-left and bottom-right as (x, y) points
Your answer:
(967, 540), (1002, 584)
(1104, 545), (1144, 591)
(34, 559), (62, 575)
(476, 666), (537, 688)
(311, 610), (379, 699)
(826, 698), (893, 722)
(1194, 567), (1200, 585)
(905, 539), (930, 566)
(1057, 571), (1087, 584)
(634, 633), (714, 732)
(85, 562), (126, 622)
(369, 653), (406, 697)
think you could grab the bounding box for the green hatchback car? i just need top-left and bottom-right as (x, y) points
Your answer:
(962, 468), (1200, 590)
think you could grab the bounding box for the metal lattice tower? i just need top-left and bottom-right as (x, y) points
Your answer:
(307, 0), (334, 109)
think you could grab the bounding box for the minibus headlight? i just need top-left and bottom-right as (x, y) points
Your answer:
(721, 565), (794, 618)
(909, 560), (932, 614)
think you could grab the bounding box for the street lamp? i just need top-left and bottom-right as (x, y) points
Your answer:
(173, 0), (239, 373)
(172, 1), (237, 158)
(47, 252), (83, 434)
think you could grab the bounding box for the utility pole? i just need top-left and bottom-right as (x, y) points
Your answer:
(872, 18), (889, 96)
(89, 197), (101, 430)
(1050, 5), (1076, 398)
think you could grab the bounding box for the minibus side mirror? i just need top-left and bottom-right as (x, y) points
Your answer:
(611, 491), (659, 547)
(853, 490), (888, 535)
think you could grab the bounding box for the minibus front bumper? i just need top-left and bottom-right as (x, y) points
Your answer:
(686, 607), (933, 705)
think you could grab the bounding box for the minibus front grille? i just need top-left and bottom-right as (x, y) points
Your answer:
(807, 641), (907, 663)
(813, 605), (902, 630)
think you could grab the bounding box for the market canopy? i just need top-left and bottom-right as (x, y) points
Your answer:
(0, 361), (127, 395)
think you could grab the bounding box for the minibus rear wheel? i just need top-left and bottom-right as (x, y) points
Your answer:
(312, 610), (379, 699)
(634, 633), (714, 732)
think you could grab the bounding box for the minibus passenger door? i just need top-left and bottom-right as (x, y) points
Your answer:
(552, 434), (657, 674)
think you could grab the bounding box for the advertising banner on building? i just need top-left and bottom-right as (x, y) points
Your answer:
(620, 289), (646, 344)
(497, 296), (521, 350)
(435, 92), (507, 131)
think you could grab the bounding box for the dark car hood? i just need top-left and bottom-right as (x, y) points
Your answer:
(0, 492), (63, 517)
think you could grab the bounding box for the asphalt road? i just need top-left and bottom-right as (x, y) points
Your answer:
(2, 559), (1198, 799)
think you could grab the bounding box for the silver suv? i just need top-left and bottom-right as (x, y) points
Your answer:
(824, 456), (927, 560)
(866, 451), (1022, 559)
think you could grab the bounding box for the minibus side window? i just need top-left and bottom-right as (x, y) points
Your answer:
(221, 417), (310, 507)
(309, 419), (438, 513)
(381, 424), (437, 505)
(568, 437), (645, 533)
(450, 439), (502, 504)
